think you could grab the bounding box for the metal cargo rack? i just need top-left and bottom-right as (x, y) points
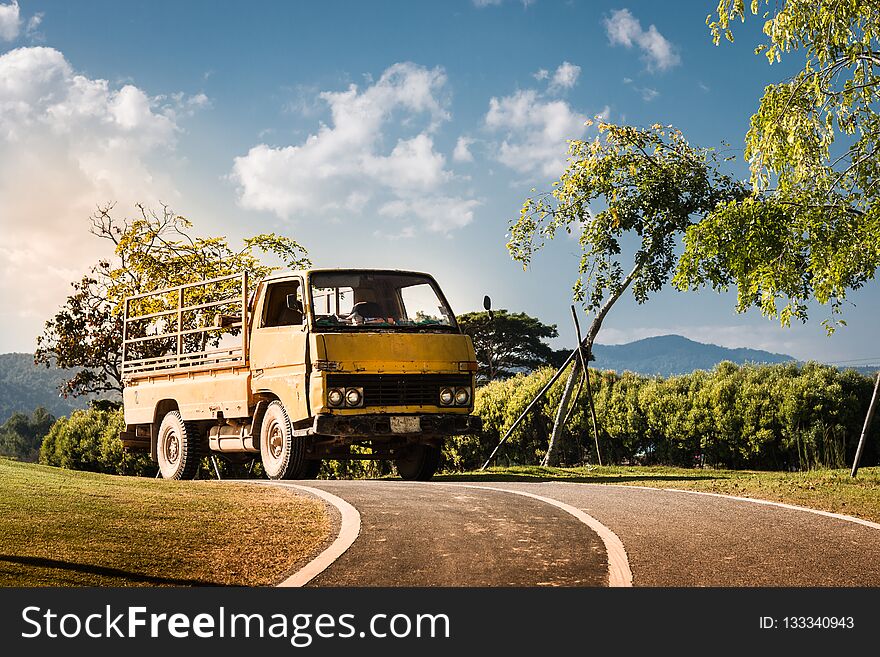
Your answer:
(121, 272), (249, 377)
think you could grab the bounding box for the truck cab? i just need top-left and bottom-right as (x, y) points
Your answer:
(120, 268), (481, 481)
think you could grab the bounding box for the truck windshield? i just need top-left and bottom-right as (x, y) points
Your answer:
(309, 272), (457, 331)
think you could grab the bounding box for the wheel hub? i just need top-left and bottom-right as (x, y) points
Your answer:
(269, 425), (283, 459)
(166, 434), (180, 463)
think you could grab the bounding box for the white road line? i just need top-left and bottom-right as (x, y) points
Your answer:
(611, 483), (880, 531)
(438, 483), (633, 587)
(267, 483), (361, 587)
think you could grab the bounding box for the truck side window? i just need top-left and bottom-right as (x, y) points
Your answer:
(262, 281), (304, 327)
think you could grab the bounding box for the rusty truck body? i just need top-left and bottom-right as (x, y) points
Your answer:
(120, 268), (481, 481)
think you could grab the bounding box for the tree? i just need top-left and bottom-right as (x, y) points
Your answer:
(677, 1), (880, 332)
(457, 310), (568, 384)
(35, 203), (310, 398)
(0, 407), (56, 462)
(508, 122), (745, 464)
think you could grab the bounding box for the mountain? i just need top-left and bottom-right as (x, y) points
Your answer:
(0, 353), (95, 422)
(589, 334), (795, 377)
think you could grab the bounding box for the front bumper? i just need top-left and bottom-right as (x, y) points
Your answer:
(311, 413), (482, 437)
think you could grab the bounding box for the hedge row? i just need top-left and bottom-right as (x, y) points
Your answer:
(35, 362), (879, 476)
(443, 362), (879, 471)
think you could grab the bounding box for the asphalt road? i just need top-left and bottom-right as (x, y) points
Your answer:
(287, 480), (880, 587)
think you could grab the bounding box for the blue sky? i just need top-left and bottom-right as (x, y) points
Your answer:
(0, 0), (877, 365)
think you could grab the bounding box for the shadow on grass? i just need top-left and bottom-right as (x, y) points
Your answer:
(0, 555), (221, 586)
(433, 473), (721, 484)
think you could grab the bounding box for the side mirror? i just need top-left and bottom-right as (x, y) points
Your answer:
(483, 295), (494, 320)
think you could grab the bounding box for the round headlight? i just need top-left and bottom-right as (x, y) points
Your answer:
(439, 387), (454, 406)
(328, 388), (344, 407)
(345, 387), (363, 407)
(454, 387), (471, 406)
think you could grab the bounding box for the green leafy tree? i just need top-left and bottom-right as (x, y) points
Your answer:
(0, 407), (56, 462)
(677, 1), (880, 331)
(39, 407), (154, 475)
(35, 203), (310, 398)
(508, 121), (745, 464)
(457, 310), (567, 383)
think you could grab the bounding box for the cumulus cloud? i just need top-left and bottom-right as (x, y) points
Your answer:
(484, 88), (588, 178)
(604, 8), (680, 72)
(453, 136), (474, 162)
(0, 46), (204, 349)
(548, 61), (581, 92)
(25, 11), (41, 39)
(231, 62), (477, 233)
(0, 1), (21, 41)
(379, 196), (481, 233)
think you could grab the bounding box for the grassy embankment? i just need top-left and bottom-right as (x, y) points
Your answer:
(0, 458), (330, 586)
(438, 465), (880, 524)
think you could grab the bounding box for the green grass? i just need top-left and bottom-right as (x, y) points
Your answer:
(0, 458), (330, 587)
(436, 465), (880, 524)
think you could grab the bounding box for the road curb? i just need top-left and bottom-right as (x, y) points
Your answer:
(267, 483), (362, 587)
(611, 483), (880, 531)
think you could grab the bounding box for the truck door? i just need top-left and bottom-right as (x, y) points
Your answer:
(249, 277), (310, 421)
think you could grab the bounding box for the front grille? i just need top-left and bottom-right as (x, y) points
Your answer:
(326, 373), (471, 407)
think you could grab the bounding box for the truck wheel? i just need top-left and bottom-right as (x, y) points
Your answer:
(260, 401), (306, 480)
(157, 411), (201, 480)
(394, 444), (441, 481)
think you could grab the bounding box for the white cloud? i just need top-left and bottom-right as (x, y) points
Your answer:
(604, 8), (680, 72)
(548, 61), (581, 92)
(25, 10), (41, 38)
(453, 136), (474, 162)
(379, 196), (481, 233)
(533, 68), (549, 81)
(0, 46), (205, 349)
(232, 62), (477, 233)
(0, 1), (20, 41)
(484, 88), (588, 177)
(473, 0), (535, 7)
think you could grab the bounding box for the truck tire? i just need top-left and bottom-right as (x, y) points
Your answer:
(157, 411), (201, 480)
(260, 400), (306, 480)
(394, 444), (441, 481)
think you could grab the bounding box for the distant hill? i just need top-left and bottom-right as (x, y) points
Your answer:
(590, 334), (795, 377)
(846, 365), (880, 378)
(0, 353), (95, 422)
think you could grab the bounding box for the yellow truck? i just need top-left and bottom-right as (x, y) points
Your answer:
(119, 269), (481, 481)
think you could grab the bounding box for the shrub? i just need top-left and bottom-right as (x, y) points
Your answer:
(448, 361), (879, 472)
(40, 408), (154, 476)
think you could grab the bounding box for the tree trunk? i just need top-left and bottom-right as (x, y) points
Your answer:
(542, 360), (581, 466)
(542, 263), (642, 468)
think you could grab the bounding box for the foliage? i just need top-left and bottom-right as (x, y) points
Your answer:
(680, 1), (880, 331)
(444, 362), (878, 472)
(509, 122), (745, 323)
(457, 310), (567, 383)
(0, 407), (55, 462)
(35, 203), (310, 398)
(39, 408), (154, 476)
